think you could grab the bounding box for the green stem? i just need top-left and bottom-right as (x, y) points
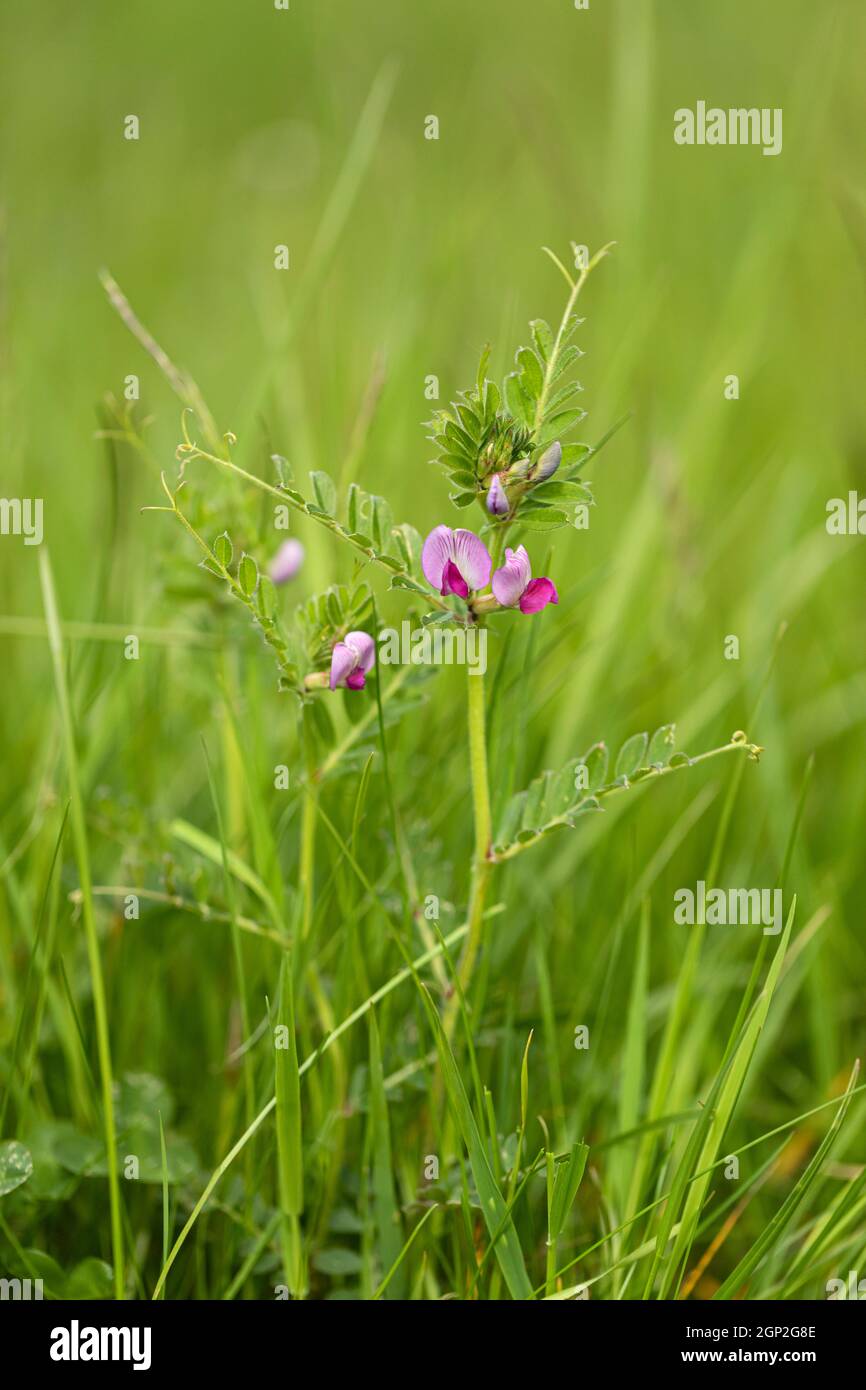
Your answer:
(39, 551), (125, 1300)
(445, 663), (493, 1035)
(299, 719), (317, 943)
(467, 663), (492, 865)
(488, 525), (508, 577)
(545, 1150), (557, 1297)
(169, 445), (452, 614)
(492, 735), (762, 863)
(535, 242), (615, 432)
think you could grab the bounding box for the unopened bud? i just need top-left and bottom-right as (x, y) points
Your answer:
(486, 473), (509, 515)
(532, 441), (562, 482)
(269, 539), (305, 584)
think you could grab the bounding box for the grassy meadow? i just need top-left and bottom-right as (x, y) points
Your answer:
(1, 0), (866, 1301)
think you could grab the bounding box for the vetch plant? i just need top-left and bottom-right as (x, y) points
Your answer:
(3, 3), (862, 1318)
(145, 245), (764, 1023)
(123, 244), (767, 1296)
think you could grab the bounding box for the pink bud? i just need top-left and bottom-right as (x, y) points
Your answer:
(486, 473), (509, 515)
(269, 539), (304, 584)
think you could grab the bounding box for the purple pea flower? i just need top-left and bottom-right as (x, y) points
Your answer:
(269, 538), (305, 584)
(486, 473), (509, 516)
(421, 525), (492, 599)
(492, 545), (559, 615)
(329, 630), (376, 691)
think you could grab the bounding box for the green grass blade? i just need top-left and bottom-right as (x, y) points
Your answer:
(712, 1060), (861, 1299)
(275, 955), (305, 1296)
(39, 549), (125, 1301)
(654, 899), (796, 1298)
(418, 986), (534, 1300)
(367, 1011), (405, 1298)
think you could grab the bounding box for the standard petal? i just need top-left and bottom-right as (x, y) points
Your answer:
(269, 538), (305, 584)
(486, 473), (508, 515)
(441, 559), (469, 598)
(421, 525), (454, 590)
(491, 545), (531, 607)
(329, 641), (356, 690)
(452, 529), (492, 591)
(344, 630), (376, 674)
(519, 576), (559, 614)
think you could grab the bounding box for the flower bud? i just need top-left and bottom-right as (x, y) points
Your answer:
(486, 473), (509, 516)
(269, 538), (304, 584)
(532, 440), (561, 482)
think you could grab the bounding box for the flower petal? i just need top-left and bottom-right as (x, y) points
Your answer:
(486, 473), (508, 516)
(451, 529), (492, 591)
(345, 669), (367, 690)
(491, 545), (532, 607)
(329, 641), (356, 690)
(441, 559), (469, 598)
(519, 576), (559, 614)
(421, 525), (454, 590)
(344, 630), (376, 674)
(269, 538), (305, 584)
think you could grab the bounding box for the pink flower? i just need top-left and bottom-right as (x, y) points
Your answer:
(421, 526), (492, 599)
(269, 539), (305, 584)
(492, 545), (558, 615)
(329, 630), (376, 691)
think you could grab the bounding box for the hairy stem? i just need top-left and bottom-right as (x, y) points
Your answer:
(492, 735), (763, 863)
(172, 440), (452, 614)
(467, 663), (492, 864)
(444, 662), (493, 1037)
(488, 524), (508, 577)
(299, 785), (317, 944)
(535, 242), (614, 432)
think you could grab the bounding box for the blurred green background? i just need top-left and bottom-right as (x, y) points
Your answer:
(2, 0), (866, 1299)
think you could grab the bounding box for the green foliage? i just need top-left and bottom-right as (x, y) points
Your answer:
(274, 464), (424, 584)
(4, 1249), (114, 1300)
(16, 1077), (200, 1195)
(425, 301), (594, 530)
(549, 1141), (589, 1242)
(298, 580), (373, 672)
(492, 727), (756, 857)
(418, 984), (534, 1300)
(0, 1140), (33, 1197)
(4, 2), (864, 1309)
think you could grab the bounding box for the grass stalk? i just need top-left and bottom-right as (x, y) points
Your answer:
(39, 550), (125, 1300)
